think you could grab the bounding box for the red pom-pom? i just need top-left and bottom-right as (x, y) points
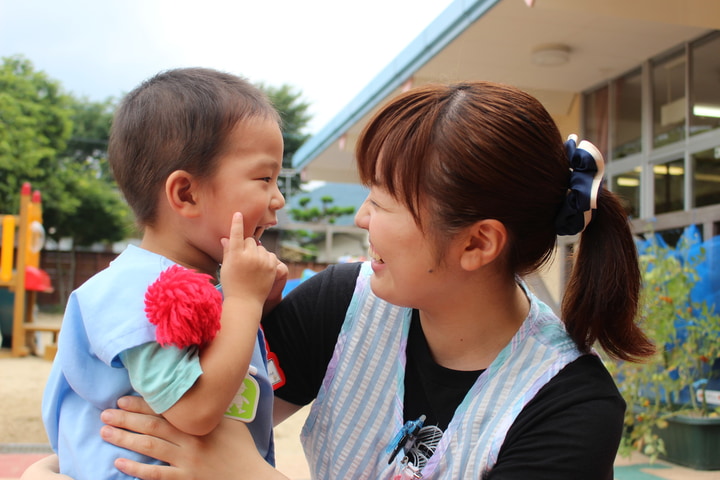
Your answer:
(144, 265), (222, 348)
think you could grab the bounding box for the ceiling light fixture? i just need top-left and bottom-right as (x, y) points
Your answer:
(693, 104), (720, 118)
(531, 44), (571, 67)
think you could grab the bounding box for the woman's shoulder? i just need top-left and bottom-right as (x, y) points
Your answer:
(533, 354), (624, 410)
(490, 354), (624, 479)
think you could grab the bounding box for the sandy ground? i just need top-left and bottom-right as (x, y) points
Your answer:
(0, 321), (311, 479)
(0, 355), (51, 445)
(3, 329), (718, 480)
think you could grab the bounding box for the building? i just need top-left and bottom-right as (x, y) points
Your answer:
(278, 181), (369, 263)
(288, 0), (720, 310)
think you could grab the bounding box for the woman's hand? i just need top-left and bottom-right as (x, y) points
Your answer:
(20, 454), (72, 480)
(263, 261), (289, 316)
(100, 396), (288, 480)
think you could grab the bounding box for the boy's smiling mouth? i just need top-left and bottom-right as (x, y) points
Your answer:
(253, 226), (265, 244)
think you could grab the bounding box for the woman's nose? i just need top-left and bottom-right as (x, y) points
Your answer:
(354, 197), (370, 229)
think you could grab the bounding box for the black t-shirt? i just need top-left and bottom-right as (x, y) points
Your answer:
(262, 262), (625, 480)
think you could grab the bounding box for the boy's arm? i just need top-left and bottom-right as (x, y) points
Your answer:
(161, 213), (279, 436)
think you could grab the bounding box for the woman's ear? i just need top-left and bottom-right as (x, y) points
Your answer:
(165, 170), (201, 218)
(459, 219), (508, 271)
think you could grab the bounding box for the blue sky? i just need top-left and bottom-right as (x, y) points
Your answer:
(0, 0), (453, 133)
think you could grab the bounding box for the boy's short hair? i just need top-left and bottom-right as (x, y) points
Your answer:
(108, 67), (280, 227)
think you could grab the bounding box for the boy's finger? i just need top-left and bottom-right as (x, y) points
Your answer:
(228, 212), (244, 245)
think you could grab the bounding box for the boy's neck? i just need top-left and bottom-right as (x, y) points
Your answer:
(140, 228), (219, 282)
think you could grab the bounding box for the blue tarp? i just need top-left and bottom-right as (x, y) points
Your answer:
(636, 224), (720, 312)
(281, 268), (318, 297)
(634, 225), (720, 405)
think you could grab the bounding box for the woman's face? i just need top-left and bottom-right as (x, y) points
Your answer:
(354, 184), (447, 309)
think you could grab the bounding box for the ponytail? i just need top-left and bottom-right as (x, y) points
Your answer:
(562, 189), (655, 361)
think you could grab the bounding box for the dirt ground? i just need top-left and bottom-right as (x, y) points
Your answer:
(0, 355), (51, 444)
(0, 318), (310, 478)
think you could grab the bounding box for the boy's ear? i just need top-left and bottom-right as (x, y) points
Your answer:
(165, 170), (201, 218)
(459, 219), (508, 271)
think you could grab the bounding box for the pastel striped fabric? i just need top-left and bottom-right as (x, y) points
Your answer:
(301, 262), (583, 479)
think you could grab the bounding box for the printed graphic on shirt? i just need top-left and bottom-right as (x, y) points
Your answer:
(406, 424), (443, 469)
(224, 373), (260, 422)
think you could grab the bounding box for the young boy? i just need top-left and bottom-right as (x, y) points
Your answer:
(42, 67), (287, 480)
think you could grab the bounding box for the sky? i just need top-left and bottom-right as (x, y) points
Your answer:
(0, 0), (455, 134)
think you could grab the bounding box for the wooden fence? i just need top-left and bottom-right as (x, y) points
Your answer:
(36, 250), (329, 308)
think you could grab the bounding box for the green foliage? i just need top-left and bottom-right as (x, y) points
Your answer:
(0, 55), (131, 248)
(258, 83), (312, 197)
(0, 58), (312, 251)
(0, 55), (73, 212)
(43, 161), (133, 246)
(610, 234), (720, 461)
(64, 95), (115, 179)
(284, 195), (356, 261)
(288, 195), (355, 225)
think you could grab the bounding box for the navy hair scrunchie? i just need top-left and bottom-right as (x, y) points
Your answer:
(554, 134), (605, 236)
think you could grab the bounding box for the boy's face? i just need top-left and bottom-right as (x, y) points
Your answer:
(197, 117), (285, 264)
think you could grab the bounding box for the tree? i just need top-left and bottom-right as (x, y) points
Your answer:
(288, 195), (355, 224)
(0, 56), (132, 304)
(258, 83), (312, 197)
(0, 55), (73, 212)
(42, 93), (132, 247)
(284, 195), (357, 261)
(64, 95), (115, 179)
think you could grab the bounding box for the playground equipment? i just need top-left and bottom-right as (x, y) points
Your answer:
(0, 182), (56, 357)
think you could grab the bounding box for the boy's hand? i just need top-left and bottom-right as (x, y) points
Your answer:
(219, 212), (279, 307)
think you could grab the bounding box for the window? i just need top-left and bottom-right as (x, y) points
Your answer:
(584, 33), (720, 220)
(612, 71), (642, 159)
(691, 33), (720, 136)
(693, 147), (720, 208)
(652, 52), (686, 148)
(612, 168), (641, 218)
(654, 158), (685, 214)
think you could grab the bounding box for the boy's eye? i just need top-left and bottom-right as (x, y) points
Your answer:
(260, 177), (272, 183)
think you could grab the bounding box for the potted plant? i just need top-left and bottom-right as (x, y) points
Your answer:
(609, 227), (720, 470)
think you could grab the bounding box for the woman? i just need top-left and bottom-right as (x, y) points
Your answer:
(27, 81), (654, 479)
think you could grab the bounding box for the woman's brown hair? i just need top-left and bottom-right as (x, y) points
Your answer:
(356, 81), (654, 361)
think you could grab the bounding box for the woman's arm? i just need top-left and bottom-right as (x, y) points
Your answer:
(273, 397), (303, 426)
(101, 396), (289, 480)
(20, 395), (298, 480)
(262, 262), (361, 406)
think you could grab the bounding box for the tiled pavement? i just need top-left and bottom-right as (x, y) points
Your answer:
(2, 444), (718, 480)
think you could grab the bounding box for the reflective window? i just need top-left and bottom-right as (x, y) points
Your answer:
(691, 33), (720, 136)
(654, 158), (684, 214)
(612, 168), (641, 218)
(612, 71), (642, 159)
(693, 147), (720, 207)
(652, 52), (686, 148)
(583, 85), (608, 159)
